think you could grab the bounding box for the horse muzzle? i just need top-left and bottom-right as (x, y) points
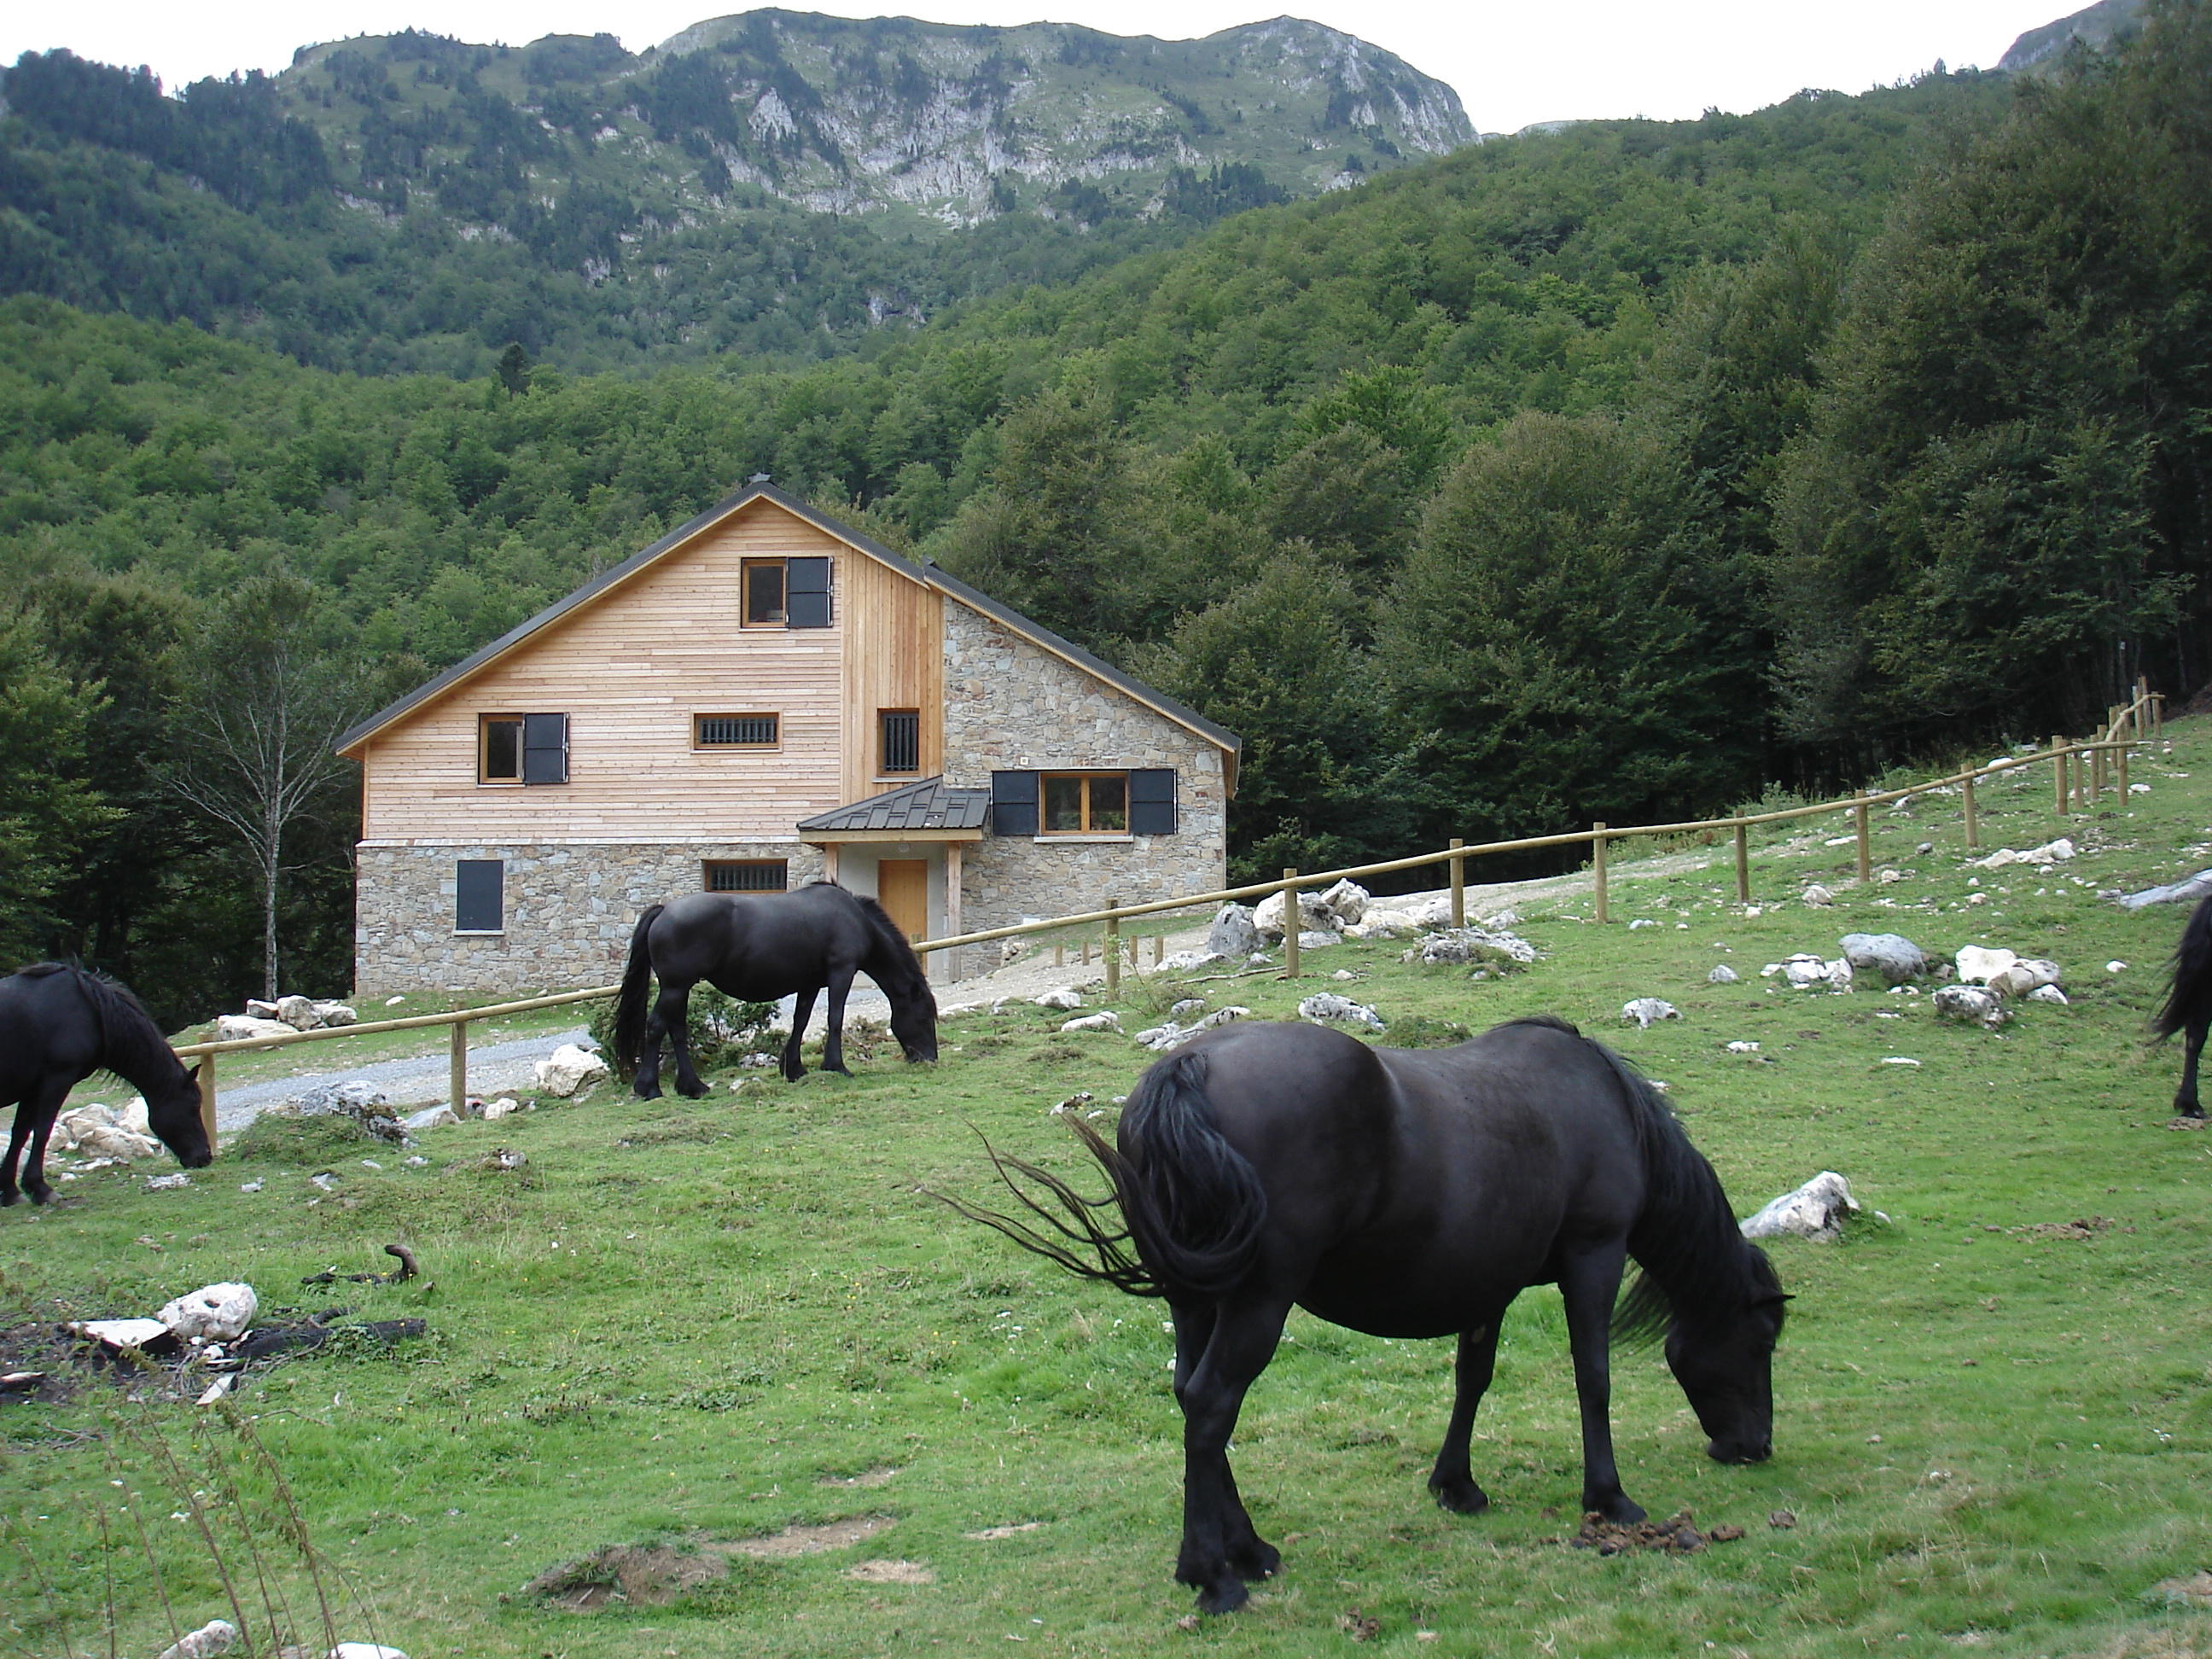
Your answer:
(1706, 1435), (1772, 1464)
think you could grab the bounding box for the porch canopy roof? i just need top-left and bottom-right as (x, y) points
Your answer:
(796, 777), (989, 844)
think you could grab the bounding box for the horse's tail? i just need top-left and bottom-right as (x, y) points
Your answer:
(1572, 1034), (1778, 1348)
(927, 1047), (1268, 1302)
(2153, 893), (2212, 1039)
(612, 905), (663, 1077)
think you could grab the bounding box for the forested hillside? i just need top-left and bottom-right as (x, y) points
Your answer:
(5, 3), (2209, 1028)
(0, 14), (1465, 376)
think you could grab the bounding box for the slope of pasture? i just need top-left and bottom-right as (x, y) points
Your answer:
(6, 726), (2212, 1656)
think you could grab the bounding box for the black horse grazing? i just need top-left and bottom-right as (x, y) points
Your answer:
(946, 1015), (1785, 1615)
(0, 963), (212, 1206)
(2154, 892), (2212, 1116)
(614, 883), (939, 1096)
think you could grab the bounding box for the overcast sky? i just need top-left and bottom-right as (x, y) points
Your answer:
(3, 0), (2077, 135)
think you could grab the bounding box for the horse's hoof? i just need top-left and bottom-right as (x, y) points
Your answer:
(634, 1083), (664, 1101)
(1429, 1476), (1491, 1515)
(2180, 1101), (2207, 1120)
(1588, 1494), (1646, 1525)
(1232, 1540), (1281, 1581)
(1194, 1576), (1250, 1615)
(676, 1080), (709, 1099)
(0, 1190), (17, 1208)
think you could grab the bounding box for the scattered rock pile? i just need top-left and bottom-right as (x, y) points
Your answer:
(216, 996), (357, 1041)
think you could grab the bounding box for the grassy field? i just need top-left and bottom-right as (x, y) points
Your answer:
(6, 726), (2212, 1658)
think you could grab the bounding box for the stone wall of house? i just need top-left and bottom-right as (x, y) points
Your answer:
(353, 841), (824, 998)
(941, 598), (1230, 967)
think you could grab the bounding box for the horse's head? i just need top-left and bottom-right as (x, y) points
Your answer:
(148, 1062), (215, 1168)
(1665, 1250), (1786, 1464)
(890, 985), (940, 1064)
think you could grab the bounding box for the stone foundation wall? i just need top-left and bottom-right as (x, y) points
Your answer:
(941, 599), (1230, 948)
(354, 841), (824, 998)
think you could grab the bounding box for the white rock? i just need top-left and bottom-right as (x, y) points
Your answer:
(55, 1102), (116, 1150)
(159, 1282), (258, 1343)
(1881, 1057), (1922, 1067)
(1770, 954), (1853, 991)
(1621, 998), (1680, 1028)
(384, 994), (406, 1006)
(1318, 878), (1369, 925)
(275, 994), (319, 1031)
(1840, 933), (1928, 986)
(1205, 903), (1260, 958)
(1932, 985), (2009, 1026)
(1708, 964), (1740, 984)
(480, 1098), (522, 1121)
(2131, 782), (2151, 794)
(1297, 992), (1384, 1031)
(119, 1096), (151, 1136)
(1401, 926), (1539, 969)
(1254, 888), (1339, 941)
(401, 1105), (460, 1132)
(1973, 837), (2075, 870)
(1344, 912), (1419, 940)
(1197, 1006), (1252, 1030)
(1132, 1024), (1184, 1051)
(245, 998), (282, 1019)
(1295, 929), (1340, 950)
(1802, 885), (1835, 907)
(1988, 958), (2063, 998)
(2027, 984), (2069, 1005)
(217, 1015), (296, 1042)
(329, 1645), (409, 1659)
(311, 1000), (358, 1027)
(144, 1173), (192, 1190)
(1161, 950), (1227, 971)
(76, 1124), (164, 1161)
(1954, 946), (2017, 985)
(1627, 917), (1657, 931)
(1740, 1172), (1860, 1240)
(1170, 998), (1207, 1019)
(2107, 960), (2128, 974)
(1725, 1040), (1760, 1053)
(533, 1045), (608, 1097)
(1060, 1012), (1122, 1033)
(2119, 870), (2212, 910)
(240, 1179), (264, 1192)
(1033, 987), (1086, 1011)
(155, 1617), (239, 1659)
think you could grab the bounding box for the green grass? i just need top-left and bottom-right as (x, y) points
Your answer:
(8, 729), (2212, 1656)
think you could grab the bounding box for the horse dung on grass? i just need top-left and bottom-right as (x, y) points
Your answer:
(613, 883), (938, 1095)
(0, 963), (212, 1206)
(940, 1016), (1786, 1615)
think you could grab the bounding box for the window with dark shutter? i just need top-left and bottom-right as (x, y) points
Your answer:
(704, 859), (789, 892)
(480, 716), (523, 782)
(880, 709), (920, 774)
(455, 859), (504, 933)
(1128, 769), (1177, 835)
(989, 771), (1039, 836)
(521, 713), (568, 783)
(786, 556), (832, 627)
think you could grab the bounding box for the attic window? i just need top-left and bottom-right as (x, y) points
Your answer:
(480, 713), (568, 784)
(696, 713), (779, 748)
(742, 556), (832, 627)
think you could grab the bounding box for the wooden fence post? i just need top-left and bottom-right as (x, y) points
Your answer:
(450, 1020), (469, 1115)
(2054, 738), (2070, 816)
(197, 1050), (217, 1148)
(1283, 870), (1301, 978)
(2119, 731), (2129, 799)
(1733, 822), (1750, 905)
(2157, 693), (2165, 742)
(1854, 791), (1871, 884)
(1055, 941), (1064, 968)
(1963, 773), (1980, 849)
(1105, 903), (1121, 998)
(1450, 838), (1464, 928)
(1154, 934), (1164, 967)
(1592, 826), (1610, 923)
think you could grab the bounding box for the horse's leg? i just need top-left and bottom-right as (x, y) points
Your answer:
(2179, 1016), (2208, 1117)
(634, 981), (677, 1100)
(0, 1103), (29, 1208)
(1428, 1320), (1504, 1514)
(782, 988), (819, 1082)
(1168, 1302), (1277, 1583)
(658, 982), (710, 1100)
(20, 1109), (57, 1207)
(819, 967), (857, 1076)
(1174, 1295), (1290, 1614)
(1559, 1241), (1644, 1524)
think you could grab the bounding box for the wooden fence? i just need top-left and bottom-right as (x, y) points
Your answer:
(169, 683), (2165, 1145)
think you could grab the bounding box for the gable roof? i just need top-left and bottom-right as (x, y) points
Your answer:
(795, 777), (990, 837)
(335, 481), (1240, 780)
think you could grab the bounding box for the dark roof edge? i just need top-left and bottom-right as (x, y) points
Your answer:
(337, 481), (1240, 762)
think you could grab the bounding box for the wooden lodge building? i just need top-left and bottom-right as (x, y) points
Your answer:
(336, 481), (1241, 995)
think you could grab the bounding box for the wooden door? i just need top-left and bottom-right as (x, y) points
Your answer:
(877, 859), (929, 942)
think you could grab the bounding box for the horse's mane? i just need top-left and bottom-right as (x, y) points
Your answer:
(43, 963), (180, 1088)
(837, 885), (933, 1000)
(1557, 1032), (1782, 1346)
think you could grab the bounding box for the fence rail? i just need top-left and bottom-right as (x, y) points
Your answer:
(171, 681), (2165, 1146)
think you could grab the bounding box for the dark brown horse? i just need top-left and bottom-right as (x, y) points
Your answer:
(2154, 891), (2212, 1116)
(1, 964), (211, 1206)
(946, 1015), (1785, 1615)
(613, 883), (937, 1095)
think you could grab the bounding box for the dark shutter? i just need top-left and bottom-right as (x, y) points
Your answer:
(455, 859), (504, 933)
(786, 556), (832, 628)
(990, 771), (1039, 836)
(1128, 769), (1177, 835)
(521, 713), (568, 783)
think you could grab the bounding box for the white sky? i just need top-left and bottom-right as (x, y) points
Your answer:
(3, 1), (2074, 135)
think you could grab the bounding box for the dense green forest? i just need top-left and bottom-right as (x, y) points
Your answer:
(3, 3), (2208, 1027)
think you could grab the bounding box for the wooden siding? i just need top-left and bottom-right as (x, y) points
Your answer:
(362, 501), (869, 843)
(840, 550), (942, 805)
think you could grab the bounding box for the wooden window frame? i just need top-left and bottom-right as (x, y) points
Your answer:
(740, 556), (833, 628)
(694, 713), (780, 751)
(703, 859), (789, 893)
(879, 707), (921, 776)
(480, 715), (524, 783)
(1039, 771), (1131, 836)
